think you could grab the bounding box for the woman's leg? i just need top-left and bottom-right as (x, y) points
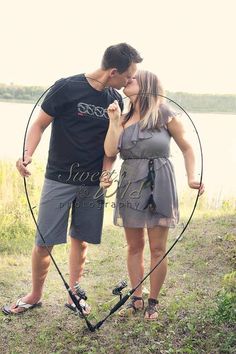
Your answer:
(124, 227), (145, 308)
(146, 226), (169, 318)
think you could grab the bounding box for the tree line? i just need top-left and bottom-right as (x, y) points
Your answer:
(0, 83), (235, 113)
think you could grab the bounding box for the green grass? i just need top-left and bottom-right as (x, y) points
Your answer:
(0, 161), (236, 353)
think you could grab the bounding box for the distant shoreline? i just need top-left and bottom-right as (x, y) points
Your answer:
(0, 98), (235, 114)
(0, 83), (236, 113)
(0, 98), (35, 104)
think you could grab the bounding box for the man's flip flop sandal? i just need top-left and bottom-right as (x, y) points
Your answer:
(65, 299), (91, 317)
(2, 298), (42, 315)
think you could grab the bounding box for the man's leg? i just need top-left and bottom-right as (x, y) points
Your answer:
(4, 179), (76, 314)
(67, 185), (104, 303)
(8, 244), (53, 314)
(68, 236), (88, 304)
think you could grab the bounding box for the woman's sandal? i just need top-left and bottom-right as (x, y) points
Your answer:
(118, 295), (144, 317)
(144, 298), (159, 320)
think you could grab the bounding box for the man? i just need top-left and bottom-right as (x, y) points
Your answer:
(2, 43), (142, 315)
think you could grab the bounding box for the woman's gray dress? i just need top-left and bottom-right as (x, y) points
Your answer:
(113, 104), (179, 229)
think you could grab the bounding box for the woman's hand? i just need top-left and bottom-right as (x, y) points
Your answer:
(107, 100), (121, 123)
(188, 180), (205, 196)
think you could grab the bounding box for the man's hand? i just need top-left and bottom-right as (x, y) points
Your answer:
(16, 154), (32, 177)
(99, 171), (113, 189)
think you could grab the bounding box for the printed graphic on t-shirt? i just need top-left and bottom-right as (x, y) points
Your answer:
(77, 102), (109, 119)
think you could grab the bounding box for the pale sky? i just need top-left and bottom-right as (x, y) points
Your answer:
(1, 0), (235, 94)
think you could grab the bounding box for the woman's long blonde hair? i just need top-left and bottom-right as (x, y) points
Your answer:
(124, 70), (164, 130)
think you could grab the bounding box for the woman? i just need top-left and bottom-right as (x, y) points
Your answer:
(102, 70), (204, 320)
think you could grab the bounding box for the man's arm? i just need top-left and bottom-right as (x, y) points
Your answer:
(16, 109), (53, 177)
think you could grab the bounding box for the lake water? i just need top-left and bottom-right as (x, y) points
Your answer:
(0, 101), (235, 208)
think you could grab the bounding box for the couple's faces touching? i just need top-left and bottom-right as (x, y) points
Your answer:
(109, 62), (139, 96)
(123, 74), (139, 99)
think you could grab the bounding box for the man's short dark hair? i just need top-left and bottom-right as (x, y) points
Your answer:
(101, 43), (143, 74)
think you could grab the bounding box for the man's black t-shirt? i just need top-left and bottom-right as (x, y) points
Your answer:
(41, 74), (123, 186)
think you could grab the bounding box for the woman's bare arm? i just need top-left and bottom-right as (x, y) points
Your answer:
(104, 100), (124, 157)
(167, 116), (204, 195)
